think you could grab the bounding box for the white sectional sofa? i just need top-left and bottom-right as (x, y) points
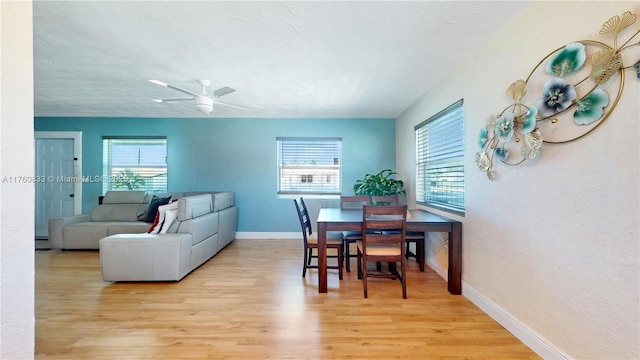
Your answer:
(48, 190), (236, 250)
(99, 193), (236, 281)
(48, 190), (238, 281)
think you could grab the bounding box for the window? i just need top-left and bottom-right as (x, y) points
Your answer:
(415, 99), (465, 215)
(277, 137), (342, 195)
(102, 137), (167, 194)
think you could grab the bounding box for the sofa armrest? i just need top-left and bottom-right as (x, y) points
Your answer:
(48, 214), (91, 249)
(100, 233), (193, 281)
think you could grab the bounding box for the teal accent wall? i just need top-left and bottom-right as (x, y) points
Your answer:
(34, 117), (396, 232)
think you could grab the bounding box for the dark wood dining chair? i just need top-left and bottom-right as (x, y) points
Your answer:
(340, 196), (370, 272)
(294, 197), (343, 280)
(357, 204), (408, 298)
(371, 195), (425, 271)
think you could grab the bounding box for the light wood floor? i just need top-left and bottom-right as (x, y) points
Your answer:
(36, 239), (540, 359)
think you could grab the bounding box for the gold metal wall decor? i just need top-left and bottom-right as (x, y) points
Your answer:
(476, 11), (640, 180)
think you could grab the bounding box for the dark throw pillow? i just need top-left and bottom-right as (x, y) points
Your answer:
(142, 195), (172, 223)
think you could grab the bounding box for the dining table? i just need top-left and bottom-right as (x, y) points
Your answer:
(316, 207), (462, 295)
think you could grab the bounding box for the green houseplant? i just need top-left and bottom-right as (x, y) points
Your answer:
(353, 169), (406, 202)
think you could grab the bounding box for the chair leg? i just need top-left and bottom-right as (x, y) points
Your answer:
(417, 240), (425, 272)
(405, 241), (416, 260)
(362, 255), (368, 298)
(405, 241), (425, 272)
(344, 240), (351, 272)
(357, 249), (362, 280)
(302, 247), (308, 278)
(338, 245), (344, 280)
(388, 262), (398, 280)
(401, 258), (407, 299)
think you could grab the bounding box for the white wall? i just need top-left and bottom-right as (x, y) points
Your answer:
(0, 1), (35, 359)
(396, 1), (639, 359)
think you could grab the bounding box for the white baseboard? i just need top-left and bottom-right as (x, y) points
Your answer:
(462, 283), (571, 360)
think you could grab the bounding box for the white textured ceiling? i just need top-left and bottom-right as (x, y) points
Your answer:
(33, 1), (530, 119)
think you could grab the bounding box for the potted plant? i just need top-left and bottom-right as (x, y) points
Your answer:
(353, 169), (406, 204)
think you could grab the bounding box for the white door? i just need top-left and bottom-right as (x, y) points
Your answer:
(34, 132), (82, 239)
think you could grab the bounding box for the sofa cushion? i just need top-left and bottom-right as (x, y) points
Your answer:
(107, 222), (152, 235)
(91, 204), (145, 222)
(142, 192), (184, 204)
(100, 233), (193, 282)
(177, 212), (218, 246)
(102, 190), (147, 204)
(212, 192), (234, 211)
(63, 222), (110, 247)
(177, 194), (213, 220)
(142, 195), (172, 223)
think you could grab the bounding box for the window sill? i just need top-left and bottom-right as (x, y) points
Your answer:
(278, 193), (340, 200)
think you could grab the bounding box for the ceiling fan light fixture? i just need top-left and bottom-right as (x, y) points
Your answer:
(150, 79), (249, 114)
(195, 96), (213, 114)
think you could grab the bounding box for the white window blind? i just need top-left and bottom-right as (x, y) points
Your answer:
(415, 99), (465, 214)
(277, 137), (342, 195)
(102, 137), (167, 194)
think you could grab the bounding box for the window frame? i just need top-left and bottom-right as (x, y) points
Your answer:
(276, 137), (342, 196)
(102, 136), (168, 194)
(415, 99), (465, 216)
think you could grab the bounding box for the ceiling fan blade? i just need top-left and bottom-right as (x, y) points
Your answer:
(213, 86), (236, 98)
(149, 79), (199, 97)
(212, 99), (254, 111)
(149, 79), (169, 87)
(152, 97), (194, 103)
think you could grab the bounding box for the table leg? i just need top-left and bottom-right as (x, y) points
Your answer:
(448, 222), (462, 295)
(317, 221), (327, 293)
(417, 236), (425, 272)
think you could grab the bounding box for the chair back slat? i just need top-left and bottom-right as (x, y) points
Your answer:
(294, 197), (312, 242)
(361, 205), (407, 248)
(295, 197), (344, 280)
(340, 196), (370, 210)
(371, 195), (399, 205)
(358, 204), (409, 298)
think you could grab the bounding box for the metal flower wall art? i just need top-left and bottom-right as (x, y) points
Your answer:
(476, 11), (640, 180)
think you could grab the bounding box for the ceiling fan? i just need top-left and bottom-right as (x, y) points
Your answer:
(149, 79), (252, 114)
